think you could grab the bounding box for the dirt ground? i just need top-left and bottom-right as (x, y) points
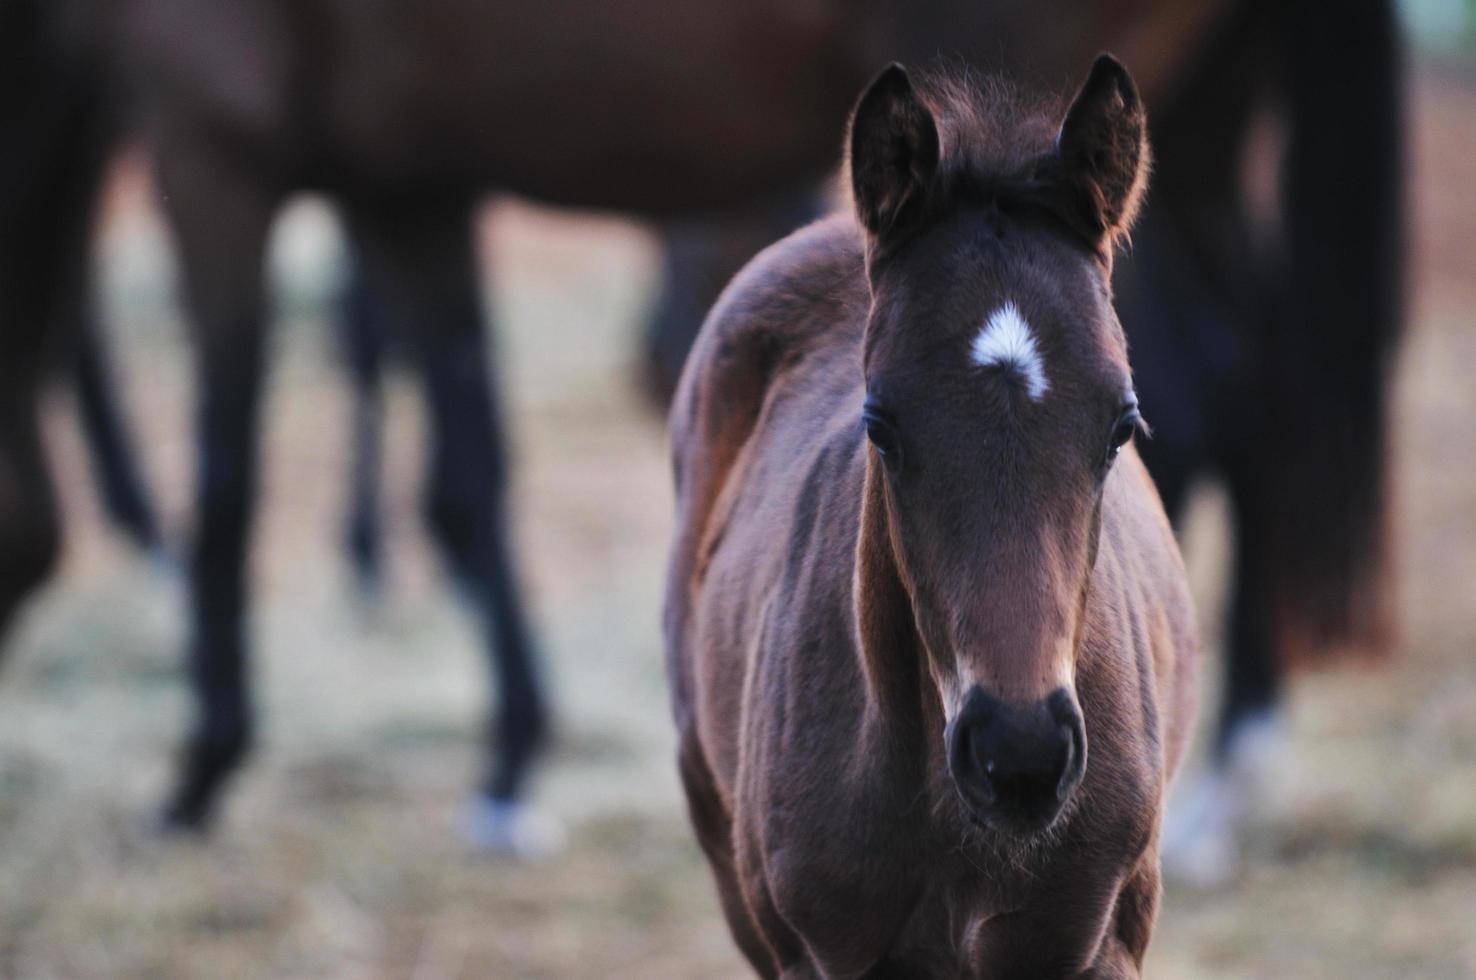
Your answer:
(1, 58), (1473, 979)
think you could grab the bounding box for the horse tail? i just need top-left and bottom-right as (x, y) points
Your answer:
(1267, 0), (1405, 666)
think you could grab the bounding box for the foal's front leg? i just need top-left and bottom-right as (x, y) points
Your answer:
(965, 854), (1158, 980)
(153, 142), (279, 830)
(1076, 857), (1159, 980)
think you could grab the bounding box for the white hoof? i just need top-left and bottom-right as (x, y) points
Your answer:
(143, 544), (183, 584)
(463, 797), (566, 860)
(1161, 769), (1239, 887)
(1161, 709), (1284, 887)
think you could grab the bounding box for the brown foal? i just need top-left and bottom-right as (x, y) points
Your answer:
(665, 57), (1198, 978)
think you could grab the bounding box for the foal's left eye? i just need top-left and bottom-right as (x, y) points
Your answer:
(863, 404), (904, 471)
(1105, 405), (1141, 467)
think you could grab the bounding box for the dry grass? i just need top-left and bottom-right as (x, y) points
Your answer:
(1, 65), (1474, 979)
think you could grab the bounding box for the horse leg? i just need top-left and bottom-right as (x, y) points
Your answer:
(0, 2), (119, 649)
(72, 307), (163, 555)
(34, 119), (160, 558)
(153, 144), (278, 830)
(0, 261), (58, 656)
(1159, 439), (1284, 884)
(0, 379), (59, 650)
(639, 188), (824, 409)
(346, 200), (550, 849)
(0, 216), (64, 651)
(1125, 9), (1283, 883)
(1213, 447), (1284, 769)
(338, 250), (388, 600)
(641, 221), (747, 410)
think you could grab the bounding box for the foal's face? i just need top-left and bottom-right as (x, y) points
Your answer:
(849, 57), (1150, 834)
(864, 212), (1139, 833)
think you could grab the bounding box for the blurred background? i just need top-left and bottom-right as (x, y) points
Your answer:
(0, 1), (1473, 977)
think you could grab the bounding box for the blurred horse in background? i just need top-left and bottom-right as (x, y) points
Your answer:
(69, 322), (163, 555)
(0, 0), (1401, 863)
(1115, 0), (1404, 877)
(1, 0), (883, 840)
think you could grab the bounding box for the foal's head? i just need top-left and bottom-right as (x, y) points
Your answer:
(850, 57), (1150, 836)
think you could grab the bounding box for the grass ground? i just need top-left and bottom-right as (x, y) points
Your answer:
(1, 63), (1473, 980)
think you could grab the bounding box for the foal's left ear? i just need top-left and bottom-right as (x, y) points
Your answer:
(1054, 54), (1150, 247)
(849, 63), (940, 240)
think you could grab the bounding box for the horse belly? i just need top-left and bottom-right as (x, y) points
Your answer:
(123, 0), (302, 150)
(318, 0), (862, 208)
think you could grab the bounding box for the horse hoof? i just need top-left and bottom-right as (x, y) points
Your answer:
(463, 796), (565, 860)
(1162, 709), (1286, 887)
(348, 566), (387, 617)
(143, 544), (183, 584)
(1160, 772), (1238, 888)
(152, 800), (214, 839)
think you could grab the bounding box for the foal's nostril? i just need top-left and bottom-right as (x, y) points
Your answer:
(1054, 725), (1075, 799)
(949, 710), (997, 806)
(971, 723), (1066, 793)
(949, 686), (1086, 827)
(1047, 688), (1088, 802)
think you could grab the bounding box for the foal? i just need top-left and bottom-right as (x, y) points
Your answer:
(666, 58), (1197, 977)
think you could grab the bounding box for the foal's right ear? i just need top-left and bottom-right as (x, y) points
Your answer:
(1053, 54), (1150, 247)
(849, 64), (940, 240)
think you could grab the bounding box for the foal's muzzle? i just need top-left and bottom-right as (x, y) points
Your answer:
(947, 686), (1086, 834)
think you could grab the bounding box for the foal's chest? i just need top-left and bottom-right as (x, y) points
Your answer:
(755, 816), (1121, 979)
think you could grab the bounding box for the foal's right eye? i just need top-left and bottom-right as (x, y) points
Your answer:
(862, 405), (903, 470)
(1104, 403), (1142, 469)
